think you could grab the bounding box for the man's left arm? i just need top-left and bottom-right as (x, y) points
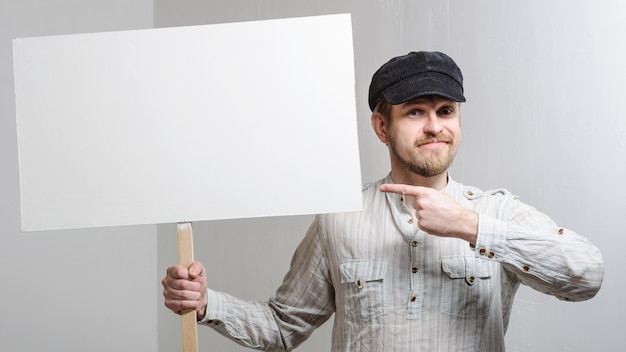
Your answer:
(380, 183), (604, 301)
(473, 195), (604, 301)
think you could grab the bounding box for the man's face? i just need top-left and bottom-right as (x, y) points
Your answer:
(385, 96), (461, 178)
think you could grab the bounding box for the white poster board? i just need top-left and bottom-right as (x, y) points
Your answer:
(13, 14), (362, 232)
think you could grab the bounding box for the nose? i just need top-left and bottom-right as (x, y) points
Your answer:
(423, 111), (443, 135)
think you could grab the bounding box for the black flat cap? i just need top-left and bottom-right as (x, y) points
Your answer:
(368, 51), (466, 111)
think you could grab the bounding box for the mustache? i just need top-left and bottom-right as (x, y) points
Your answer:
(415, 134), (453, 146)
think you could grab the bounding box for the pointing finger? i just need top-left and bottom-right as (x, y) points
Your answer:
(379, 183), (429, 197)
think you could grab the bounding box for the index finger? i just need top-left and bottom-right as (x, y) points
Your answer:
(379, 183), (429, 197)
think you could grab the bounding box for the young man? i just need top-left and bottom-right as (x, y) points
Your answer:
(162, 51), (604, 351)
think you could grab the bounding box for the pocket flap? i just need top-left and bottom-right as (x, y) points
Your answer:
(340, 259), (388, 283)
(442, 256), (491, 280)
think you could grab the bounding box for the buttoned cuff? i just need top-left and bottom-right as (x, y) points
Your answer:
(473, 215), (508, 260)
(198, 288), (227, 326)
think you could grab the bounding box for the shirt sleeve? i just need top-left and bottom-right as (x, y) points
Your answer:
(472, 193), (604, 302)
(198, 216), (335, 351)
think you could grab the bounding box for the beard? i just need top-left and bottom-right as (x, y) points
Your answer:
(389, 134), (457, 177)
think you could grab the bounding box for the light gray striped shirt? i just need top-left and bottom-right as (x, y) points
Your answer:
(199, 174), (603, 351)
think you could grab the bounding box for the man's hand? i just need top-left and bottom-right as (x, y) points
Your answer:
(380, 183), (478, 245)
(162, 261), (208, 320)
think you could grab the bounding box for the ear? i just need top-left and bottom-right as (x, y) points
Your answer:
(371, 112), (390, 144)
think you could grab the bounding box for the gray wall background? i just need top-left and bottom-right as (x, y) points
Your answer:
(1, 0), (624, 351)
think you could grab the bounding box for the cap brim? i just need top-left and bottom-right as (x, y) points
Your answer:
(382, 72), (466, 104)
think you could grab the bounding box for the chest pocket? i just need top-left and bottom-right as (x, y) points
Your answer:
(339, 259), (388, 319)
(441, 256), (494, 318)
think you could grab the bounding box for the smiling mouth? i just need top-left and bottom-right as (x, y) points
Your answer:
(418, 140), (449, 147)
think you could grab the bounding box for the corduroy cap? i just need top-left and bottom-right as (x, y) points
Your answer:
(368, 51), (466, 111)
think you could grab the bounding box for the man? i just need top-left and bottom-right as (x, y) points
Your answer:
(162, 51), (603, 351)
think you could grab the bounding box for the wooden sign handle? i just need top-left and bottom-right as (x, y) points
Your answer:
(177, 222), (199, 352)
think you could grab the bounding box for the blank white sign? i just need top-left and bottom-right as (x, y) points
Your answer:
(13, 14), (362, 232)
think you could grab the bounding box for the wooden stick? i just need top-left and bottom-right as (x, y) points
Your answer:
(177, 222), (198, 352)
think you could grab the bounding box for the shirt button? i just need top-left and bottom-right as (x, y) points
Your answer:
(356, 279), (364, 288)
(479, 247), (487, 255)
(411, 241), (418, 247)
(468, 276), (476, 284)
(408, 218), (414, 224)
(558, 228), (565, 235)
(522, 265), (530, 272)
(467, 191), (474, 196)
(412, 267), (418, 273)
(409, 294), (417, 302)
(487, 251), (495, 259)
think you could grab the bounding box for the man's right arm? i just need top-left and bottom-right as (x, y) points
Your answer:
(162, 216), (335, 351)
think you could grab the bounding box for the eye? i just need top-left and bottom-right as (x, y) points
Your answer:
(438, 106), (455, 115)
(407, 109), (423, 117)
